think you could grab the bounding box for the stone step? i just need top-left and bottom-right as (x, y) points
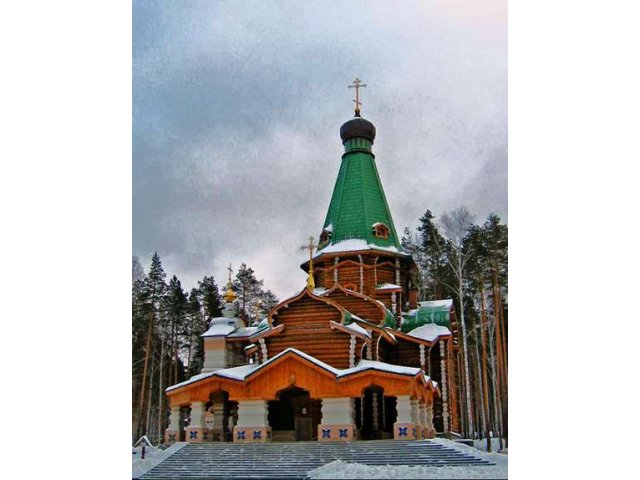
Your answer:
(141, 440), (492, 479)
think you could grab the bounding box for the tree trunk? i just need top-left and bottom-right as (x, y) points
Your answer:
(157, 336), (165, 444)
(145, 345), (155, 435)
(137, 312), (154, 438)
(457, 281), (474, 438)
(186, 315), (194, 376)
(492, 270), (508, 447)
(488, 324), (503, 451)
(457, 351), (467, 437)
(472, 326), (486, 440)
(479, 285), (493, 452)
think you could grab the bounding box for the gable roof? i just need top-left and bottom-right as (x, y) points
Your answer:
(267, 287), (349, 327)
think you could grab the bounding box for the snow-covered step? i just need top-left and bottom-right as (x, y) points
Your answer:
(140, 440), (493, 479)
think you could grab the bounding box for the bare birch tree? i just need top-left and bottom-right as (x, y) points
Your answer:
(437, 207), (476, 438)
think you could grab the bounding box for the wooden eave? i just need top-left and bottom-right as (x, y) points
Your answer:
(328, 320), (372, 343)
(392, 329), (451, 347)
(248, 324), (284, 342)
(351, 318), (398, 345)
(244, 344), (258, 355)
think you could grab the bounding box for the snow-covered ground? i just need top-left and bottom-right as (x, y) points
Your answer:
(473, 437), (507, 453)
(308, 438), (508, 479)
(132, 442), (186, 479)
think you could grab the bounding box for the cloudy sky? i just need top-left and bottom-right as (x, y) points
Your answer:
(133, 0), (507, 299)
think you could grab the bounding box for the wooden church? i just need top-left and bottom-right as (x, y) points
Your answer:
(164, 87), (461, 444)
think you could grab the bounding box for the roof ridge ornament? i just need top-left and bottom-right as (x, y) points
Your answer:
(348, 78), (367, 117)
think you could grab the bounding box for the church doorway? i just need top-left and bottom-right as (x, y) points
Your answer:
(268, 386), (321, 441)
(356, 386), (396, 440)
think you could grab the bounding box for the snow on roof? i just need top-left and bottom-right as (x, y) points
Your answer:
(338, 359), (420, 378)
(313, 287), (327, 295)
(212, 364), (258, 381)
(315, 239), (402, 257)
(418, 299), (453, 309)
(376, 282), (401, 290)
(371, 222), (387, 228)
(166, 370), (218, 391)
(166, 348), (426, 393)
(324, 224), (333, 233)
(344, 322), (371, 338)
(227, 327), (259, 338)
(201, 318), (237, 337)
(383, 328), (397, 342)
(407, 324), (451, 342)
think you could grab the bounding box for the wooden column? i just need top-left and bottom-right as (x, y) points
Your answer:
(185, 401), (206, 443)
(393, 395), (417, 440)
(164, 405), (181, 445)
(318, 397), (356, 441)
(233, 400), (271, 443)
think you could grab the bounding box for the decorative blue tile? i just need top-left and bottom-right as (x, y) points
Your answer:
(189, 430), (198, 439)
(253, 430), (262, 440)
(339, 428), (348, 438)
(168, 433), (176, 442)
(237, 430), (246, 440)
(398, 426), (408, 437)
(322, 428), (331, 438)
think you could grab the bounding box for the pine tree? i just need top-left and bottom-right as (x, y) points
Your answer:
(137, 252), (167, 438)
(259, 289), (279, 318)
(401, 226), (428, 300)
(416, 210), (450, 299)
(466, 225), (493, 450)
(132, 278), (147, 440)
(164, 276), (188, 385)
(198, 276), (223, 321)
(482, 213), (508, 446)
(233, 263), (266, 326)
(185, 288), (205, 377)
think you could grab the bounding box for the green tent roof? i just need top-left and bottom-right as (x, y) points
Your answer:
(317, 119), (401, 254)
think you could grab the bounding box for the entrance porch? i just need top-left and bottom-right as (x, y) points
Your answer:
(164, 348), (439, 444)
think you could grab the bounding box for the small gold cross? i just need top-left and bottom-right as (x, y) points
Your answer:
(348, 78), (367, 115)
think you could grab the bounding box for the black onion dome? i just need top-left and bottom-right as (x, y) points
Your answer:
(340, 116), (376, 145)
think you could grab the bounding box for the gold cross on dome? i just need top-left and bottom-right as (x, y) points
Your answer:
(299, 236), (319, 290)
(227, 263), (233, 284)
(348, 77), (367, 115)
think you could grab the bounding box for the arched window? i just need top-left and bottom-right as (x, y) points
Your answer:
(372, 222), (389, 239)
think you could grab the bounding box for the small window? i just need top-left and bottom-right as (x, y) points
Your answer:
(343, 283), (358, 291)
(319, 229), (332, 245)
(372, 222), (389, 239)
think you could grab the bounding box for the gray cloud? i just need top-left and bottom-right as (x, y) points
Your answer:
(133, 0), (507, 298)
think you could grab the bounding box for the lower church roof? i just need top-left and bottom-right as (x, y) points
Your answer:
(166, 347), (436, 393)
